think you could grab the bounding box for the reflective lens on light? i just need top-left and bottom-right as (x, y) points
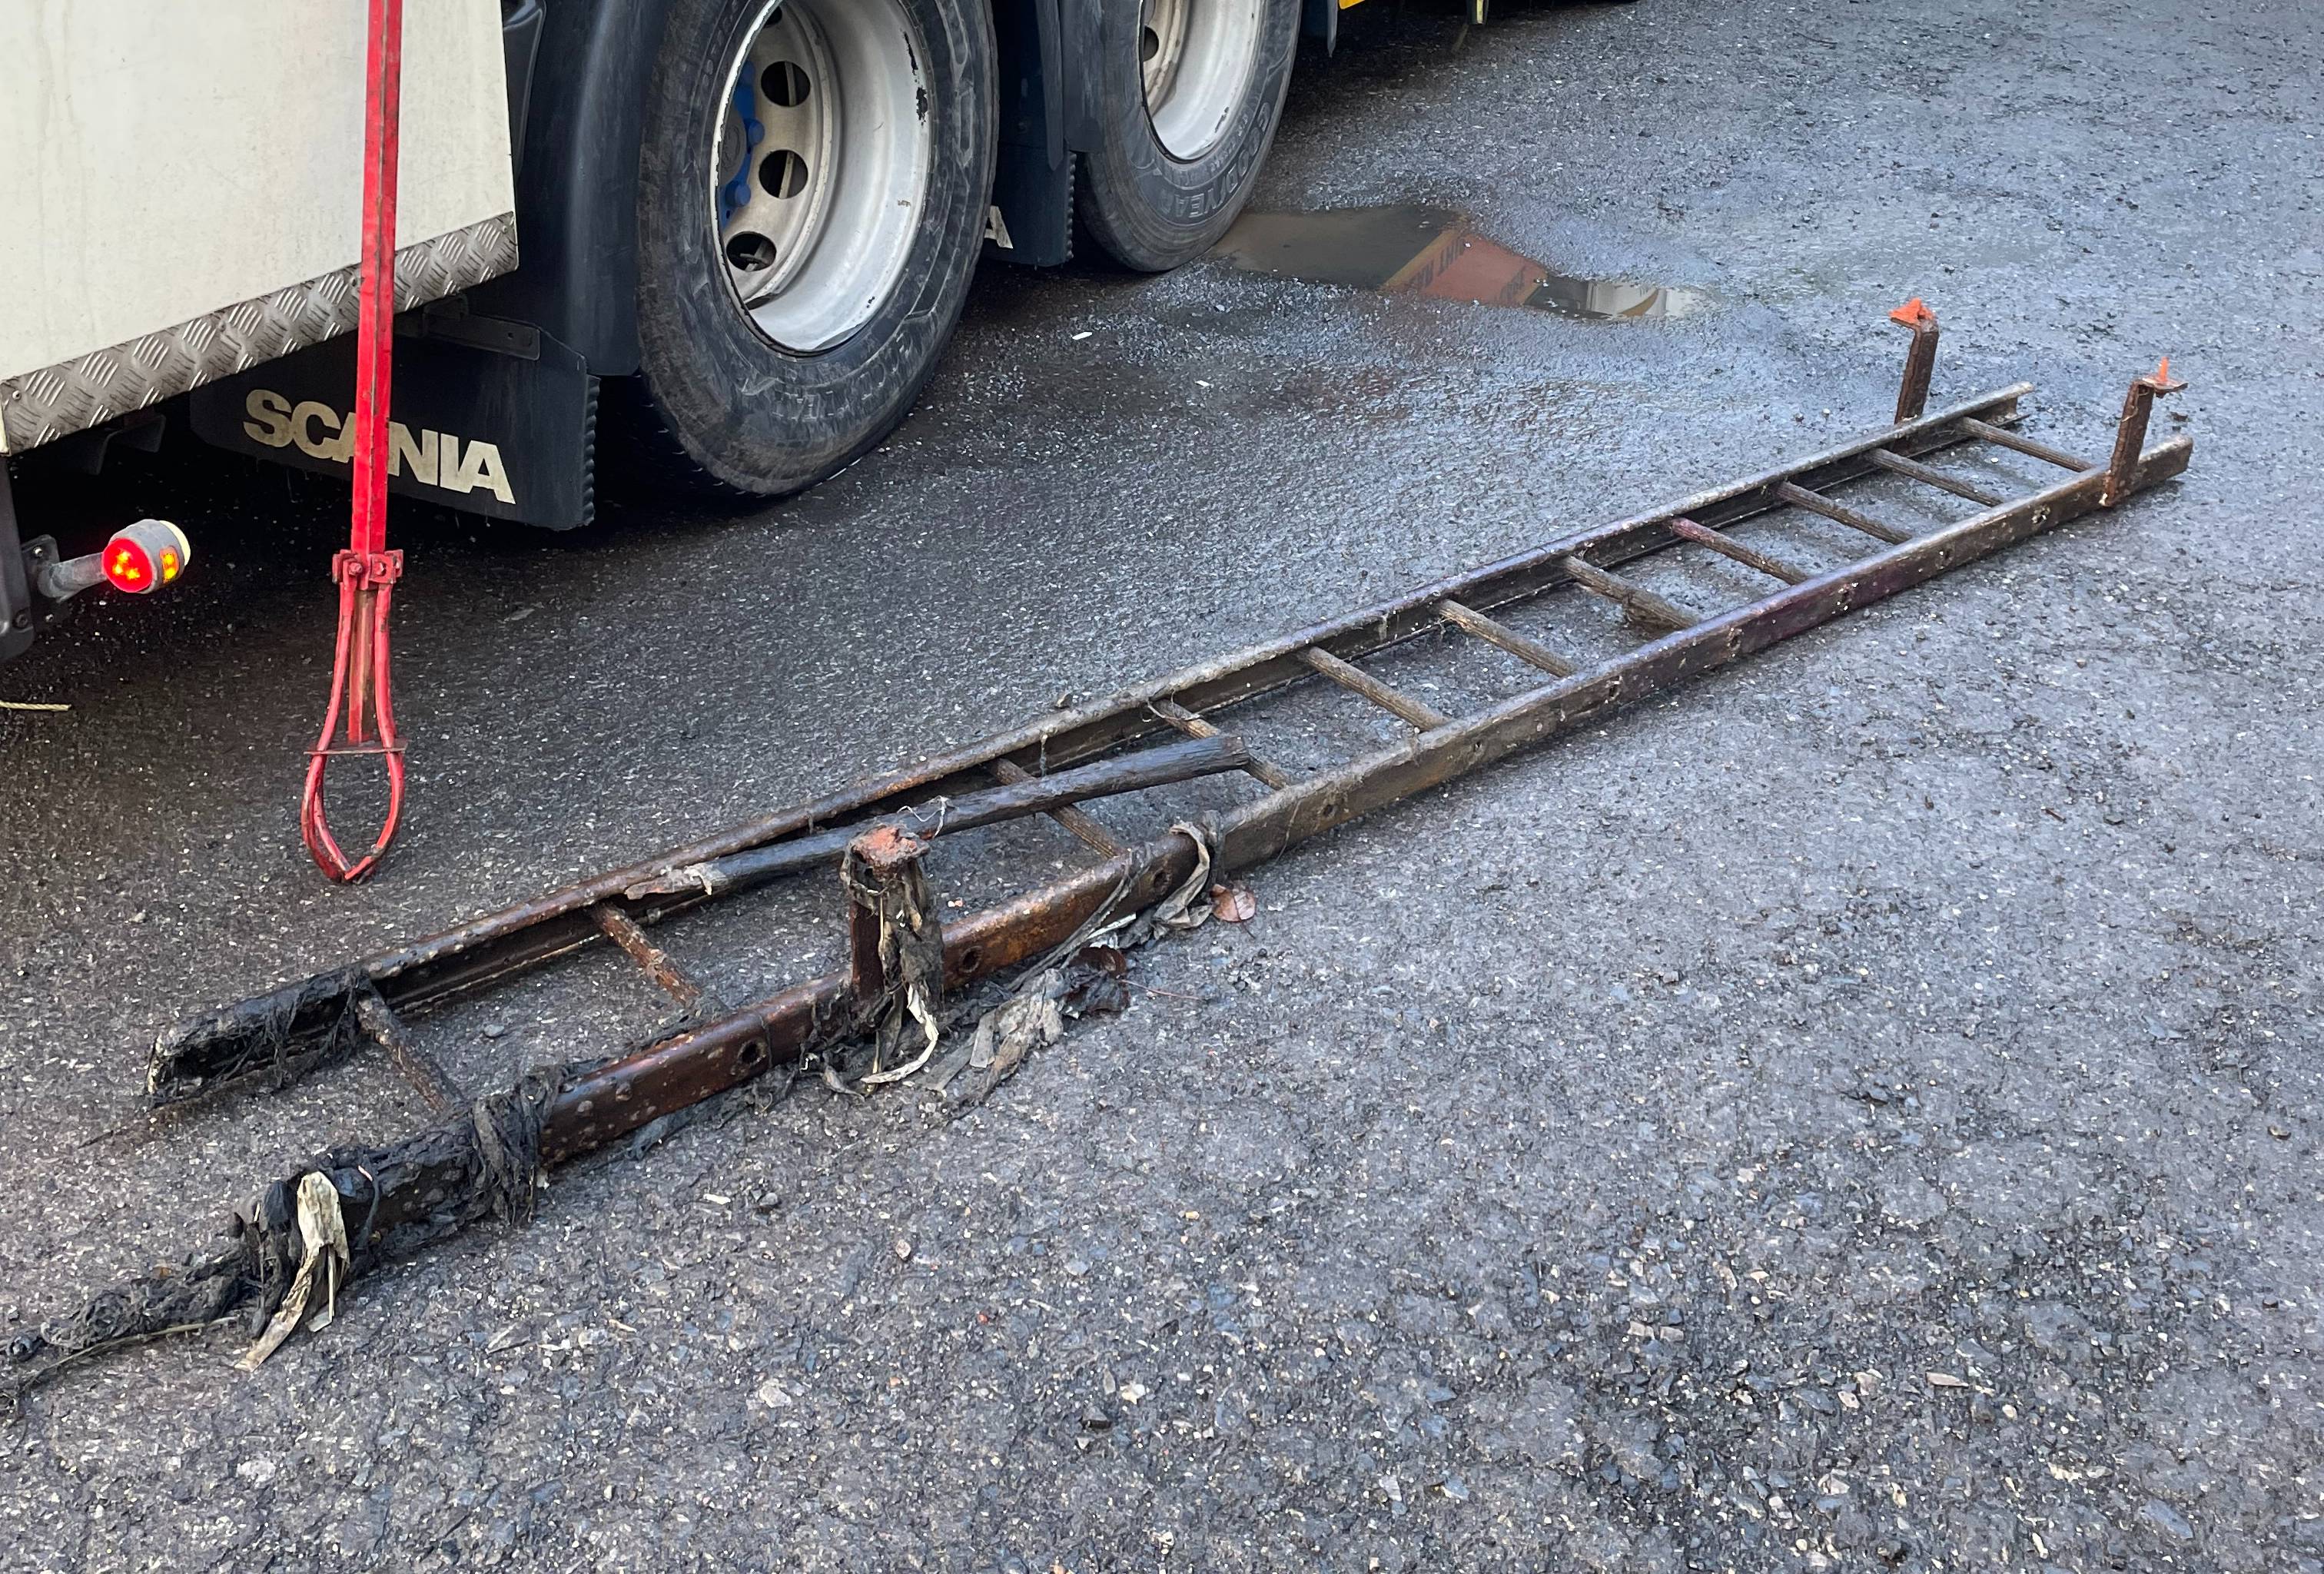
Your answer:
(103, 539), (155, 593)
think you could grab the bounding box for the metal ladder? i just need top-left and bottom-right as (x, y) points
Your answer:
(145, 308), (2189, 1177)
(0, 308), (2193, 1397)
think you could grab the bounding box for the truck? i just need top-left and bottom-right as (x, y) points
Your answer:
(1, 0), (1362, 666)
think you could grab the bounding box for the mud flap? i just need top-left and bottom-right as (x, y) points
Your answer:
(1303, 0), (1338, 52)
(188, 310), (598, 530)
(985, 147), (1074, 268)
(984, 0), (1072, 267)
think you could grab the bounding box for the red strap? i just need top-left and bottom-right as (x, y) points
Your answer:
(301, 0), (407, 882)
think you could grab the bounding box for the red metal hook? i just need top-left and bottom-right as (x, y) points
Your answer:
(301, 550), (407, 881)
(301, 0), (407, 882)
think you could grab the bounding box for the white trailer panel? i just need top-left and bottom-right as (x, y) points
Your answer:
(0, 0), (517, 452)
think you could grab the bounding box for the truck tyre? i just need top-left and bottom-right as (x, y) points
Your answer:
(1076, 0), (1300, 272)
(620, 0), (997, 496)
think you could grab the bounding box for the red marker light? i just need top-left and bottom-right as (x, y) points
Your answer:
(98, 520), (193, 596)
(104, 540), (151, 592)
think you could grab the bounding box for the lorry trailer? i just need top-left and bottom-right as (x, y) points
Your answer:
(0, 0), (1382, 665)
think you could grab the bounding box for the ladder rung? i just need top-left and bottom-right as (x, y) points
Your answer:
(1959, 417), (2094, 472)
(590, 902), (706, 1010)
(1668, 517), (1810, 585)
(990, 757), (1127, 858)
(1869, 448), (2009, 506)
(353, 991), (465, 1117)
(1150, 700), (1295, 790)
(1559, 556), (1697, 633)
(1301, 647), (1451, 730)
(1775, 481), (1912, 544)
(1435, 598), (1578, 677)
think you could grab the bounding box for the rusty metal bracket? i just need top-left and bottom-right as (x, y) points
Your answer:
(1890, 297), (1941, 423)
(841, 825), (945, 1082)
(2103, 357), (2186, 506)
(845, 827), (931, 1009)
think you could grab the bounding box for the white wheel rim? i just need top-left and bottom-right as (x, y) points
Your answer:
(1140, 0), (1263, 162)
(712, 0), (933, 354)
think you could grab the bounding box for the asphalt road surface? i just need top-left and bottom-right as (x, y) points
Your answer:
(2, 1), (2317, 1569)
